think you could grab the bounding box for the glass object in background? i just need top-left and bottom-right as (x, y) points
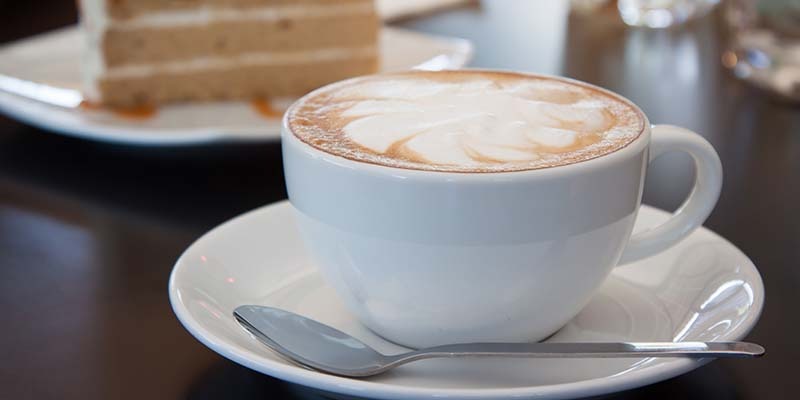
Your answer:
(618, 0), (720, 28)
(724, 0), (800, 101)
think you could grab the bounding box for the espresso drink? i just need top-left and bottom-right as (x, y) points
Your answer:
(288, 70), (645, 173)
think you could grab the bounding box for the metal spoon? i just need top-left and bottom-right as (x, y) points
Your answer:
(233, 305), (764, 378)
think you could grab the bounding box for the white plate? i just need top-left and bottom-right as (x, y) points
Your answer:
(0, 26), (473, 146)
(169, 201), (763, 400)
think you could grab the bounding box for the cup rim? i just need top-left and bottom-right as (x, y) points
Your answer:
(282, 69), (651, 181)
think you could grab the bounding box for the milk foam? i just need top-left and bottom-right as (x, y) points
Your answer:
(289, 71), (644, 172)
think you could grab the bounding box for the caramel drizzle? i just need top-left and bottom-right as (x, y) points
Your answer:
(80, 101), (158, 119)
(251, 99), (284, 119)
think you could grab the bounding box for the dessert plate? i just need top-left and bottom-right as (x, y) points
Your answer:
(169, 201), (764, 400)
(0, 26), (473, 146)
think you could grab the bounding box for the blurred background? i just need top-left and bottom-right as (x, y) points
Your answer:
(0, 0), (798, 399)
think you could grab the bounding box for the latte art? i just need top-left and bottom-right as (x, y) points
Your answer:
(288, 71), (644, 172)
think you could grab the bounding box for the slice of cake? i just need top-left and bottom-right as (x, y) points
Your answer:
(78, 0), (380, 107)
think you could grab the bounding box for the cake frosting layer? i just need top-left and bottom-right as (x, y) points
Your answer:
(104, 46), (378, 79)
(106, 3), (374, 29)
(99, 0), (372, 19)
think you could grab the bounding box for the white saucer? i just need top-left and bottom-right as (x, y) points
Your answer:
(0, 26), (472, 146)
(169, 201), (763, 400)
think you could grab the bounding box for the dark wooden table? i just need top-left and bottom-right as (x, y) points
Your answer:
(1, 1), (797, 399)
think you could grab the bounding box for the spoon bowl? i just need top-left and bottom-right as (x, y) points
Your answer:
(234, 305), (392, 376)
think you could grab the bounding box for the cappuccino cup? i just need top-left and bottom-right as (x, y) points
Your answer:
(282, 70), (722, 348)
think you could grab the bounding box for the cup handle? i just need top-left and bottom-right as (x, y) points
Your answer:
(618, 125), (723, 265)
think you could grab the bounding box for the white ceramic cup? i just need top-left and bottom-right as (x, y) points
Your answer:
(282, 73), (722, 349)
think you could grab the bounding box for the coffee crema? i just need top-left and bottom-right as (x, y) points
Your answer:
(288, 70), (645, 173)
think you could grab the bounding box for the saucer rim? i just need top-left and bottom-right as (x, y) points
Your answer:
(169, 201), (764, 400)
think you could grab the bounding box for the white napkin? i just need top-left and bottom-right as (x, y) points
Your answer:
(377, 0), (474, 21)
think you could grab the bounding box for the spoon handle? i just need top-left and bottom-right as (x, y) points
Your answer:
(401, 341), (764, 360)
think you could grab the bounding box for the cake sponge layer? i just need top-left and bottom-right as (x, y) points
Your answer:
(97, 57), (378, 106)
(103, 15), (378, 66)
